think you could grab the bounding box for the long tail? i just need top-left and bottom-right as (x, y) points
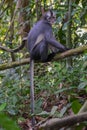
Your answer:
(30, 59), (35, 126)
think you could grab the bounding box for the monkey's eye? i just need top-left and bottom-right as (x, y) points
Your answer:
(47, 16), (51, 21)
(47, 16), (56, 23)
(45, 11), (56, 23)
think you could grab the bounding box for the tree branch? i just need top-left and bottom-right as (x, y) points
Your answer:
(53, 45), (87, 61)
(0, 58), (30, 71)
(0, 45), (87, 71)
(38, 112), (87, 130)
(0, 37), (26, 53)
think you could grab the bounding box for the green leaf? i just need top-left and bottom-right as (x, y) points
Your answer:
(60, 104), (71, 117)
(0, 112), (20, 130)
(78, 82), (87, 90)
(8, 109), (17, 115)
(50, 106), (58, 116)
(37, 111), (49, 117)
(55, 86), (76, 94)
(82, 61), (87, 69)
(60, 107), (67, 117)
(71, 100), (81, 114)
(62, 22), (68, 30)
(0, 103), (6, 111)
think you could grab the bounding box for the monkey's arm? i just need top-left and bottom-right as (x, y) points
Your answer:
(45, 33), (67, 51)
(47, 38), (67, 51)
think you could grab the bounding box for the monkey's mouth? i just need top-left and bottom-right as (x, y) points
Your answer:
(50, 20), (55, 24)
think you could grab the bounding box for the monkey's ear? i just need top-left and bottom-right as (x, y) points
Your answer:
(46, 10), (52, 17)
(43, 10), (52, 21)
(43, 10), (51, 20)
(44, 10), (56, 18)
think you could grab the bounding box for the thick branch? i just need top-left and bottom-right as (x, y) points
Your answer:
(53, 45), (87, 61)
(38, 112), (87, 130)
(0, 58), (30, 71)
(0, 45), (87, 71)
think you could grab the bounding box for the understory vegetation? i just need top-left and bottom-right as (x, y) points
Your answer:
(0, 0), (87, 130)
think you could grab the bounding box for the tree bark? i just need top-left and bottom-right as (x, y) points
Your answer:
(38, 112), (87, 130)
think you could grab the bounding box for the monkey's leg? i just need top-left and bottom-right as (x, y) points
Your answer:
(30, 44), (41, 61)
(40, 41), (48, 62)
(47, 52), (56, 61)
(30, 59), (35, 126)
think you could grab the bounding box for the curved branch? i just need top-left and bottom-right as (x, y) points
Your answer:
(0, 44), (13, 52)
(0, 37), (27, 53)
(0, 45), (87, 71)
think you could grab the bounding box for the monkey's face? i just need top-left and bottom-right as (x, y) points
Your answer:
(44, 10), (56, 25)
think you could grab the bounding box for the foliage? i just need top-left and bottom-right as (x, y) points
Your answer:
(0, 0), (87, 129)
(0, 112), (20, 130)
(0, 104), (20, 130)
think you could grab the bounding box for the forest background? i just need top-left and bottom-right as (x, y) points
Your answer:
(0, 0), (87, 130)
